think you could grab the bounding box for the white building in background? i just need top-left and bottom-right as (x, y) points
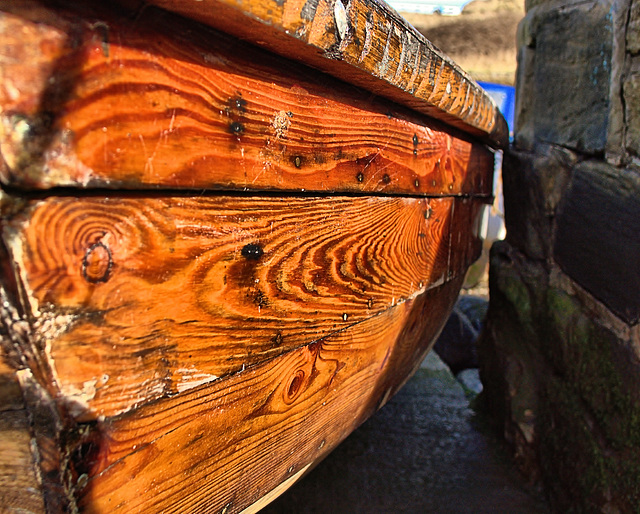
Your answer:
(384, 0), (472, 15)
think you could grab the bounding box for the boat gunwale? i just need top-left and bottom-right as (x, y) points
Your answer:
(141, 0), (509, 148)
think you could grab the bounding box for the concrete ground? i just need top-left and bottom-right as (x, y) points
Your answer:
(263, 352), (549, 514)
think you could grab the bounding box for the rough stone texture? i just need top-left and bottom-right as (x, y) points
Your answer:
(481, 243), (640, 511)
(515, 1), (614, 154)
(624, 57), (640, 158)
(434, 295), (488, 374)
(603, 0), (630, 166)
(554, 161), (640, 324)
(628, 0), (640, 54)
(456, 368), (483, 396)
(481, 0), (640, 511)
(535, 1), (613, 153)
(502, 144), (575, 260)
(480, 242), (546, 477)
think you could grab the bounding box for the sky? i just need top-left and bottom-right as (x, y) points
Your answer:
(384, 0), (474, 15)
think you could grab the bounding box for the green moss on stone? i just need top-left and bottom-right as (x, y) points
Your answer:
(539, 374), (608, 511)
(484, 243), (640, 509)
(545, 287), (640, 449)
(497, 270), (532, 325)
(539, 373), (640, 511)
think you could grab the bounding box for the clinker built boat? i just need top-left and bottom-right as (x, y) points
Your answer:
(0, 0), (506, 512)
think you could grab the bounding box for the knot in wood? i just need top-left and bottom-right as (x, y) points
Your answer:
(82, 242), (112, 283)
(285, 369), (305, 403)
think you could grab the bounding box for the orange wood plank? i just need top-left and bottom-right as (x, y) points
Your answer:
(4, 194), (482, 420)
(0, 1), (494, 195)
(68, 277), (463, 513)
(144, 0), (509, 147)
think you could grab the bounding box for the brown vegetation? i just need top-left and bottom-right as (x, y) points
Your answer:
(402, 0), (524, 85)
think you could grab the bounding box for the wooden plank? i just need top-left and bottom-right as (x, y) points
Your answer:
(3, 194), (483, 420)
(68, 277), (463, 513)
(0, 343), (46, 514)
(0, 1), (494, 195)
(0, 410), (46, 513)
(144, 0), (508, 147)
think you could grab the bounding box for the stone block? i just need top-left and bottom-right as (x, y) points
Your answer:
(623, 57), (640, 157)
(545, 286), (640, 441)
(513, 44), (536, 151)
(538, 371), (640, 512)
(537, 284), (640, 511)
(628, 0), (640, 55)
(433, 295), (487, 374)
(479, 241), (548, 475)
(481, 240), (640, 511)
(502, 144), (575, 260)
(531, 1), (614, 153)
(604, 0), (633, 165)
(554, 161), (640, 324)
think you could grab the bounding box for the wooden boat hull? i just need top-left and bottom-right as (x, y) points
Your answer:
(3, 192), (483, 512)
(0, 0), (502, 511)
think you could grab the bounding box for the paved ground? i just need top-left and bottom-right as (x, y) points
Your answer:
(264, 352), (549, 514)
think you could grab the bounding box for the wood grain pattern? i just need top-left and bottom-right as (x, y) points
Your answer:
(0, 1), (495, 195)
(68, 277), (463, 513)
(4, 194), (483, 420)
(145, 0), (509, 147)
(0, 345), (46, 514)
(0, 2), (496, 511)
(0, 410), (46, 514)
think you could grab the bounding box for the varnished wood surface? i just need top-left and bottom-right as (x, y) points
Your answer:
(0, 1), (494, 511)
(70, 278), (463, 513)
(145, 0), (508, 147)
(0, 0), (494, 195)
(4, 194), (482, 420)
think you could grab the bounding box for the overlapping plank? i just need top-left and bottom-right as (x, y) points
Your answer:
(145, 0), (508, 147)
(3, 194), (483, 419)
(0, 2), (497, 512)
(0, 344), (46, 514)
(68, 277), (463, 514)
(0, 1), (494, 195)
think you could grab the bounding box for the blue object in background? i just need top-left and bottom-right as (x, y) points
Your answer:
(478, 81), (515, 141)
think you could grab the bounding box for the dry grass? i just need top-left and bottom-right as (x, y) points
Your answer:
(451, 49), (518, 85)
(401, 0), (524, 85)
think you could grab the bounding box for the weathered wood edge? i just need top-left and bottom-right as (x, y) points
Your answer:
(143, 0), (509, 148)
(0, 346), (46, 514)
(0, 224), (70, 513)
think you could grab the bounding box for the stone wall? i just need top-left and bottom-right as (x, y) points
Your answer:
(480, 0), (640, 511)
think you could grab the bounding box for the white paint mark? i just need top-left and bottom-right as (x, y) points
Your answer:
(334, 0), (348, 41)
(359, 16), (373, 62)
(176, 368), (219, 393)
